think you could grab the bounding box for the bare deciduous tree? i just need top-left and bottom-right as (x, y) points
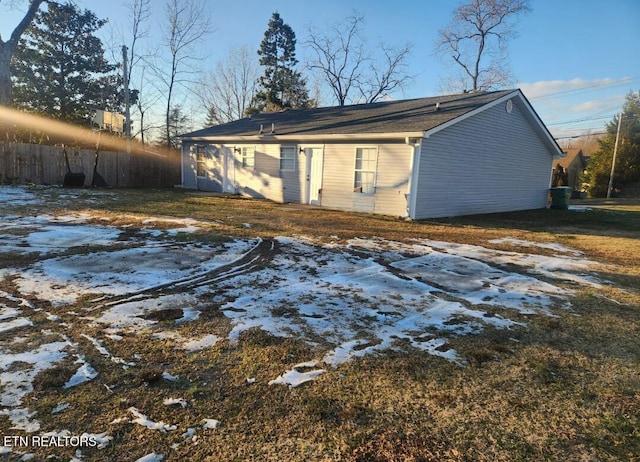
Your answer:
(132, 65), (164, 144)
(435, 0), (530, 93)
(123, 0), (155, 143)
(306, 14), (365, 106)
(360, 43), (413, 104)
(156, 0), (211, 146)
(0, 0), (45, 106)
(306, 14), (413, 106)
(124, 0), (151, 88)
(201, 46), (258, 125)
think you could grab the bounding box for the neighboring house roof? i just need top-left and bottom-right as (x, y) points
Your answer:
(181, 89), (563, 157)
(556, 147), (587, 169)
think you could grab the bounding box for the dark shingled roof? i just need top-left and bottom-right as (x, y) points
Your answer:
(181, 89), (517, 138)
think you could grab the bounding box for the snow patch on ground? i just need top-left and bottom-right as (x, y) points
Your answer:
(128, 407), (177, 432)
(417, 239), (606, 288)
(162, 371), (180, 382)
(51, 402), (70, 414)
(0, 215), (121, 255)
(269, 361), (327, 388)
(163, 398), (188, 408)
(202, 419), (221, 430)
(0, 186), (41, 206)
(0, 341), (69, 431)
(181, 334), (221, 352)
(0, 317), (33, 334)
(217, 236), (592, 366)
(488, 237), (584, 255)
(64, 363), (98, 389)
(135, 453), (164, 462)
(14, 240), (255, 307)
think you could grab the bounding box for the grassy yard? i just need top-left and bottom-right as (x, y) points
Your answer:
(0, 188), (638, 461)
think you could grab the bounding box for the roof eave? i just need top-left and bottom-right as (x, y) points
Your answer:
(423, 90), (520, 139)
(180, 131), (426, 143)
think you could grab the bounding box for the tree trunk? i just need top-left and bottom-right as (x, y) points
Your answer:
(0, 45), (12, 106)
(0, 0), (46, 106)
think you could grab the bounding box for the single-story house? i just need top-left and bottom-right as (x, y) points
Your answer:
(179, 89), (564, 219)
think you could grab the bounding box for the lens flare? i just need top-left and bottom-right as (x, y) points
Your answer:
(0, 105), (173, 159)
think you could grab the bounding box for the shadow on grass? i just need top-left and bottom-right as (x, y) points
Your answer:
(430, 205), (640, 240)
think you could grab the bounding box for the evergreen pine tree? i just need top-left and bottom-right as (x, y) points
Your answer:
(157, 106), (191, 148)
(11, 2), (117, 126)
(583, 91), (640, 197)
(249, 12), (311, 113)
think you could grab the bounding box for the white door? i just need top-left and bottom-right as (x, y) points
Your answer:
(222, 147), (235, 193)
(305, 147), (324, 205)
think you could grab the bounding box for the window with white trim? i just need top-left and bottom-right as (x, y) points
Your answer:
(280, 145), (296, 171)
(354, 147), (377, 193)
(196, 145), (206, 177)
(240, 146), (255, 168)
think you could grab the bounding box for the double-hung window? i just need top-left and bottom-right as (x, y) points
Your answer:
(354, 147), (377, 193)
(240, 146), (255, 168)
(196, 145), (206, 177)
(280, 145), (296, 171)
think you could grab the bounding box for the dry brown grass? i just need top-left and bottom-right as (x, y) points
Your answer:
(1, 188), (638, 461)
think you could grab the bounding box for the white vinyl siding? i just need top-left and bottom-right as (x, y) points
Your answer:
(234, 143), (284, 202)
(318, 144), (357, 210)
(181, 142), (224, 192)
(374, 145), (413, 216)
(321, 143), (412, 216)
(412, 99), (554, 219)
(207, 143), (302, 203)
(205, 145), (224, 191)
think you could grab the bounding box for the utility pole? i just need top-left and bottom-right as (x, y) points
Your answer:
(122, 45), (131, 155)
(606, 112), (622, 199)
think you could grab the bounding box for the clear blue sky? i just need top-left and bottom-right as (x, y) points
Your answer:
(2, 0), (639, 140)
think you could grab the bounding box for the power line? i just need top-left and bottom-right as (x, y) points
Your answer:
(528, 76), (640, 100)
(552, 127), (607, 135)
(554, 132), (606, 140)
(547, 115), (616, 126)
(547, 111), (640, 128)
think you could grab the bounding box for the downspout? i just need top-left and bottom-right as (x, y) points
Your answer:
(406, 136), (423, 220)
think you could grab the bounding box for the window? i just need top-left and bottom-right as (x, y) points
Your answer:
(280, 145), (296, 171)
(240, 146), (255, 168)
(196, 145), (206, 177)
(354, 147), (377, 193)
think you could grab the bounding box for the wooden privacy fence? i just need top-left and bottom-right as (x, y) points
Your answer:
(1, 142), (180, 188)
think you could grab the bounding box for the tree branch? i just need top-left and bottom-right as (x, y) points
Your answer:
(435, 0), (530, 91)
(2, 0), (45, 47)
